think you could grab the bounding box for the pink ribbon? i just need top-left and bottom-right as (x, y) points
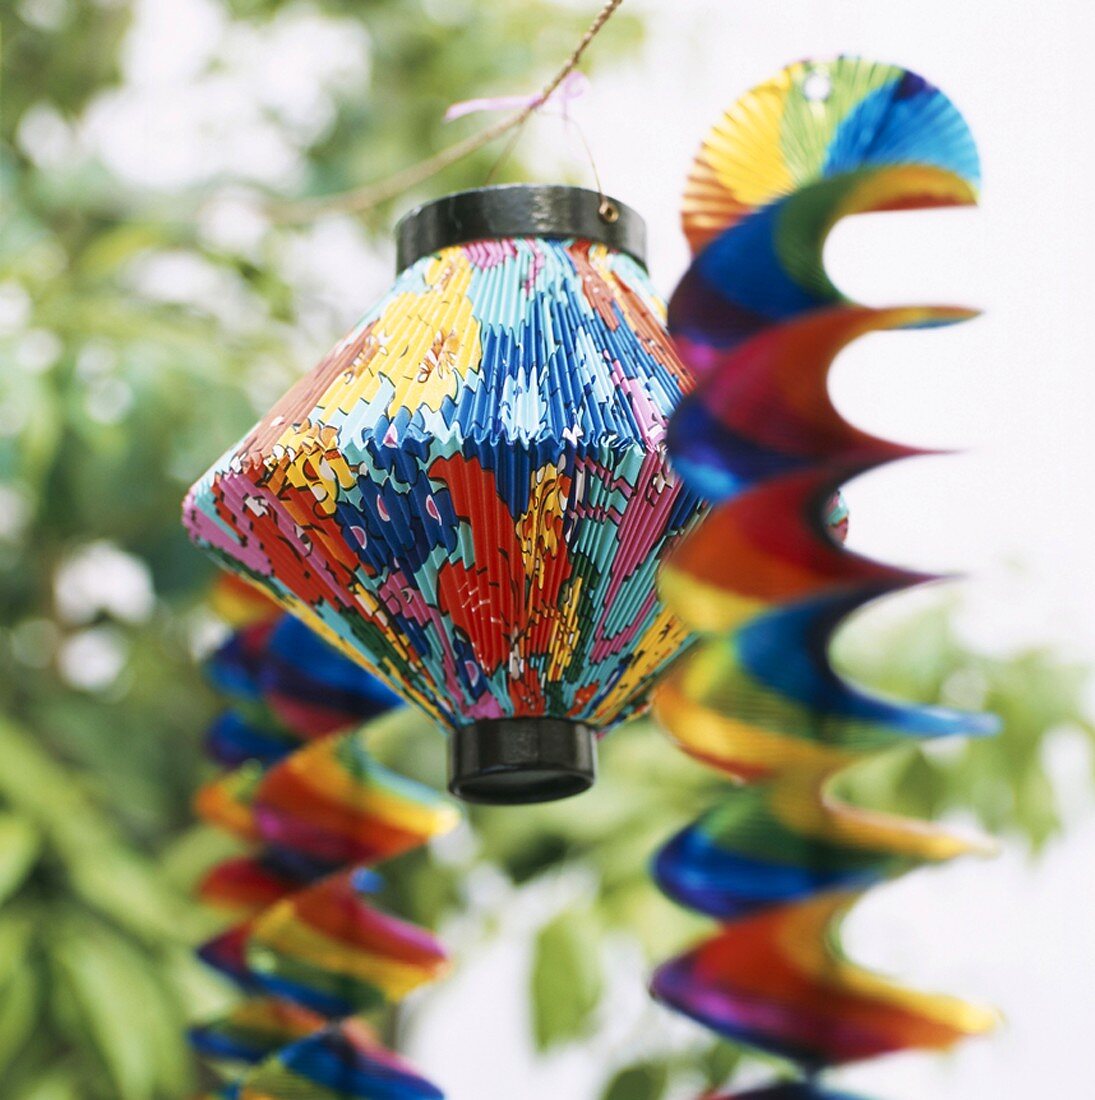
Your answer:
(444, 71), (589, 123)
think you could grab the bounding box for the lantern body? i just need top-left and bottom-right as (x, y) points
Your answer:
(184, 185), (702, 801)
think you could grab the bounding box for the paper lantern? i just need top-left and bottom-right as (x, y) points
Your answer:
(184, 184), (702, 803)
(648, 57), (998, 1089)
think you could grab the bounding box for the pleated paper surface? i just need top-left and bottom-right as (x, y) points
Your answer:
(649, 57), (998, 1089)
(184, 240), (703, 732)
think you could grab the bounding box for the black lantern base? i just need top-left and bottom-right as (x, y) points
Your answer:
(449, 719), (596, 805)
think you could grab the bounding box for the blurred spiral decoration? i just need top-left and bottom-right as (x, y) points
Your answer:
(191, 576), (457, 1099)
(649, 58), (1000, 1093)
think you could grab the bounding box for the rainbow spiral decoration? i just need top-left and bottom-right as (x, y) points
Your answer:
(648, 58), (998, 1094)
(192, 577), (457, 1099)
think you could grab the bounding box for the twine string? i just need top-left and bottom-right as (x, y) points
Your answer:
(565, 115), (616, 222)
(269, 0), (625, 223)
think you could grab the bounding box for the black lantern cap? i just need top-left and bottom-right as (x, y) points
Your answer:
(449, 718), (596, 805)
(395, 184), (647, 271)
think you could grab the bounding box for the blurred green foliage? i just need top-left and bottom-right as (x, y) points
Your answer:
(1, 1), (1092, 1098)
(532, 908), (605, 1049)
(1, 0), (642, 1094)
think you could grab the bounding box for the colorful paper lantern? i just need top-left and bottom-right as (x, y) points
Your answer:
(649, 57), (998, 1090)
(183, 185), (702, 803)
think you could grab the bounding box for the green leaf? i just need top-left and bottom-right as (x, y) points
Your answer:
(698, 1040), (745, 1088)
(0, 816), (40, 905)
(15, 1069), (84, 1100)
(0, 717), (196, 944)
(601, 1062), (669, 1100)
(530, 908), (603, 1050)
(0, 963), (41, 1072)
(0, 909), (36, 991)
(50, 918), (190, 1099)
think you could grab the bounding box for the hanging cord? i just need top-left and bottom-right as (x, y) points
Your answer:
(480, 73), (616, 221)
(565, 114), (618, 222)
(269, 0), (626, 223)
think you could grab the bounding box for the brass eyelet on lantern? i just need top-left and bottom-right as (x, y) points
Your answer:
(598, 198), (621, 224)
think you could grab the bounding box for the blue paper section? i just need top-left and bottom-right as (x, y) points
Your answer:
(653, 827), (884, 921)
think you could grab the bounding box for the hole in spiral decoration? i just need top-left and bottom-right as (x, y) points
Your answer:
(802, 70), (833, 102)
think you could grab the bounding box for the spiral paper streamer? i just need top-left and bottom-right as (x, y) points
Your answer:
(193, 579), (457, 1098)
(649, 58), (998, 1087)
(710, 1088), (868, 1100)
